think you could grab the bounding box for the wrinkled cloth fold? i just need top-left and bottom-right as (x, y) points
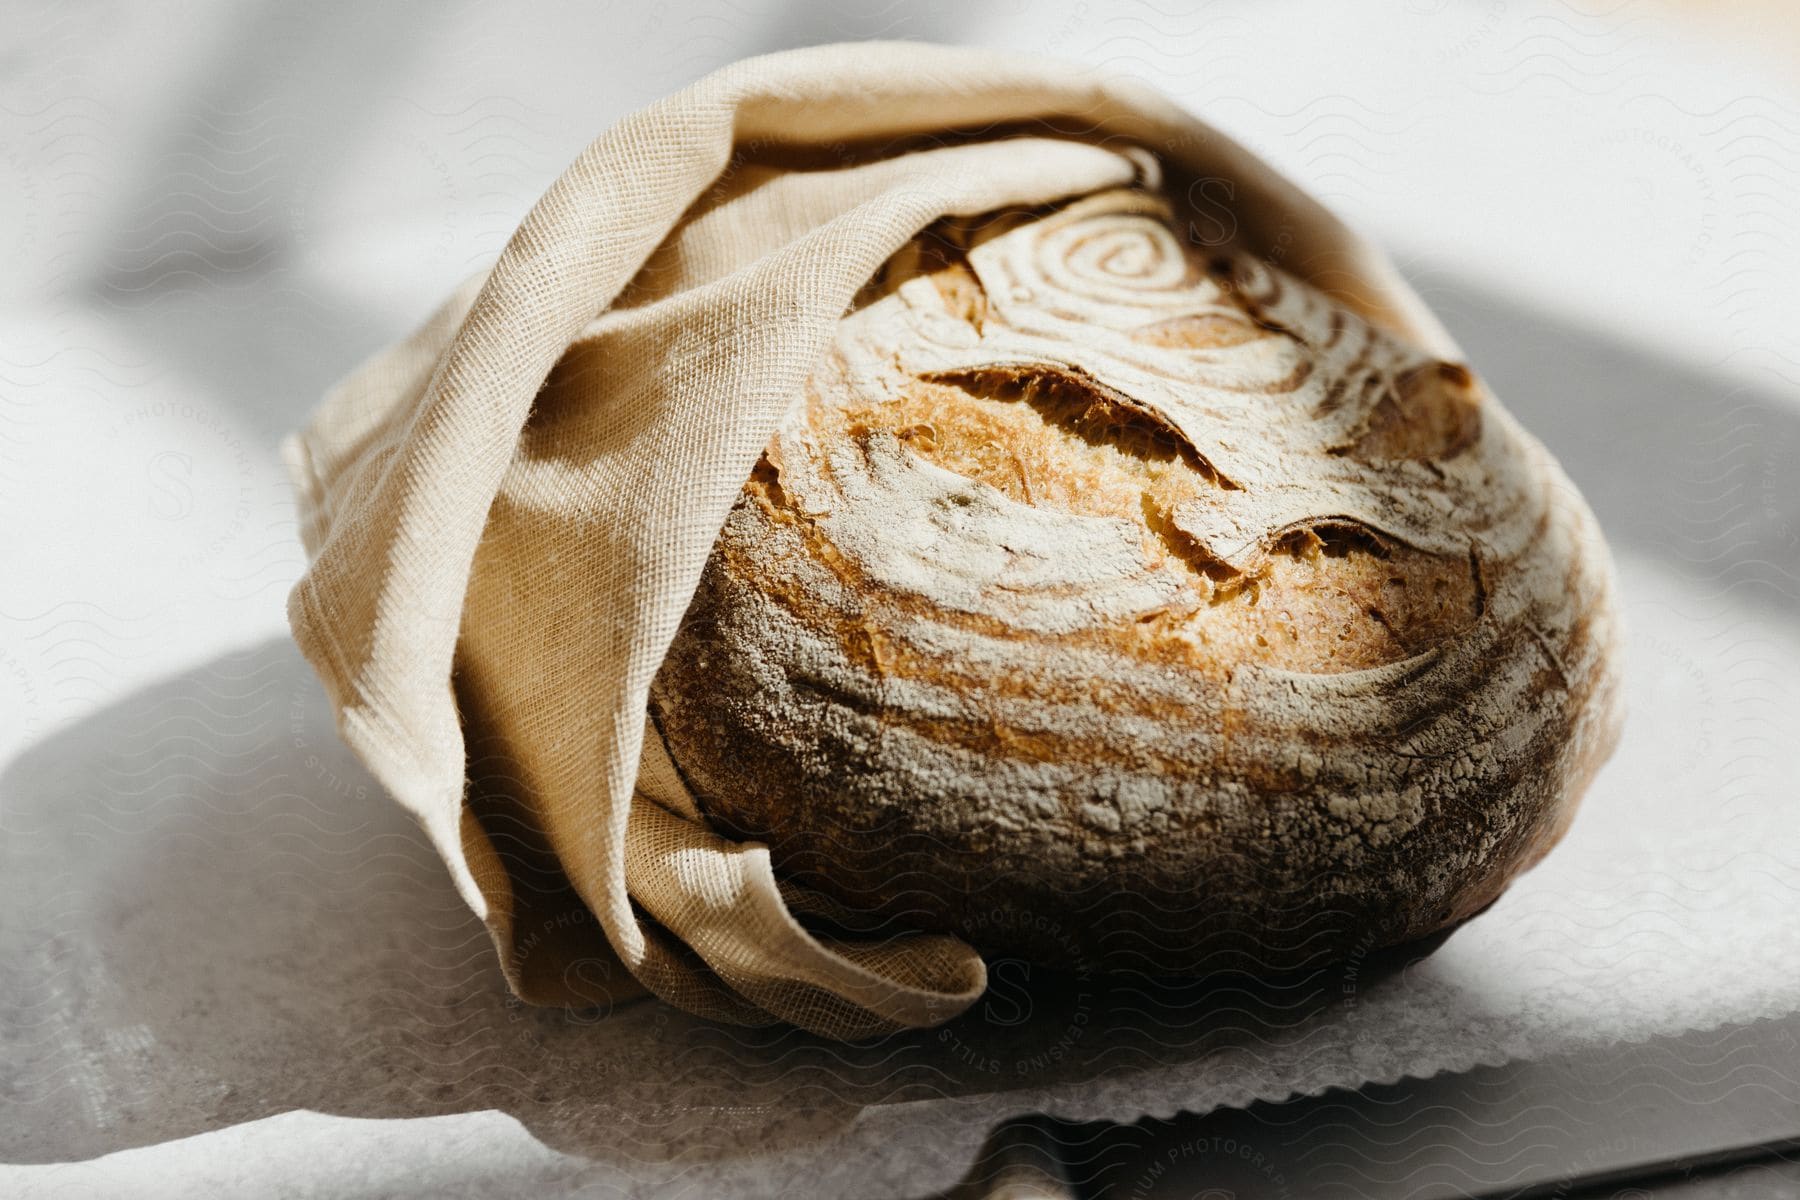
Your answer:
(285, 40), (1454, 1039)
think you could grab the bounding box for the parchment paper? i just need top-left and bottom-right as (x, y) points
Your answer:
(5, 510), (1796, 1199)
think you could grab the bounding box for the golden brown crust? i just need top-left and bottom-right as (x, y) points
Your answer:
(647, 188), (1623, 974)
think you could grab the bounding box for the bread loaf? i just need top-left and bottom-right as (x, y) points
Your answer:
(647, 186), (1623, 975)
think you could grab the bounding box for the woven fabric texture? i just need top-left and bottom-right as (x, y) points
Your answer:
(284, 41), (1453, 1039)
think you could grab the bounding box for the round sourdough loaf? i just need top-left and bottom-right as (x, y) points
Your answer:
(647, 186), (1623, 975)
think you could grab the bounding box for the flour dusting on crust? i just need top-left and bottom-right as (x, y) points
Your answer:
(649, 188), (1624, 973)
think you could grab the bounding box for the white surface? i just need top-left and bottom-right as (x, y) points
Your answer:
(3, 1), (1798, 1196)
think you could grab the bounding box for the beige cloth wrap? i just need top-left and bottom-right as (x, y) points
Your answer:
(284, 41), (1456, 1039)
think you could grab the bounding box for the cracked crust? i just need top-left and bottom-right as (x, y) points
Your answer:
(647, 188), (1624, 974)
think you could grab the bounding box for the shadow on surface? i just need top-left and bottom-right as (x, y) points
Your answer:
(0, 640), (1419, 1180)
(2, 277), (1796, 1192)
(1421, 271), (1800, 613)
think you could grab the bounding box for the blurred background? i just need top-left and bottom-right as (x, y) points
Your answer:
(3, 2), (1797, 1196)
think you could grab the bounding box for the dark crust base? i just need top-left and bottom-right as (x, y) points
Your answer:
(647, 520), (1621, 977)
